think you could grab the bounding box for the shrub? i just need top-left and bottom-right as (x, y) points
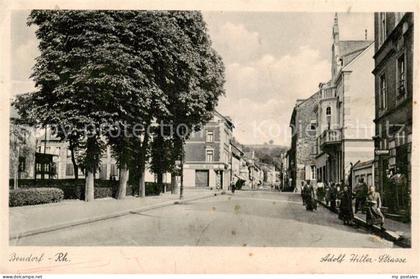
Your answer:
(10, 179), (162, 200)
(9, 187), (64, 207)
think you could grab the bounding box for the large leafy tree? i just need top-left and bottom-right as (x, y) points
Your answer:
(15, 10), (155, 201)
(15, 10), (225, 200)
(149, 11), (225, 193)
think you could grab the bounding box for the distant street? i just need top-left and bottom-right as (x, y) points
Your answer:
(12, 191), (394, 247)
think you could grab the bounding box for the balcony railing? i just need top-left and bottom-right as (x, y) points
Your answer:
(320, 87), (336, 100)
(319, 128), (342, 147)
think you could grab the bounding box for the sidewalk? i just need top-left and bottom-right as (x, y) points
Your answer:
(317, 199), (411, 248)
(354, 212), (411, 243)
(10, 187), (221, 240)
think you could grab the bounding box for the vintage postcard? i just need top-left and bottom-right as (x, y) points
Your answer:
(0, 0), (419, 275)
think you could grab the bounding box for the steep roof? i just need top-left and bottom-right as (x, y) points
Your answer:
(338, 40), (373, 66)
(353, 159), (374, 170)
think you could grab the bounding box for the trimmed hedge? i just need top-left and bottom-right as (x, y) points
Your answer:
(10, 187), (64, 207)
(10, 179), (170, 200)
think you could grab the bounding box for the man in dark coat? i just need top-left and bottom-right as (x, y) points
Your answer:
(330, 183), (337, 212)
(354, 178), (368, 213)
(301, 181), (307, 206)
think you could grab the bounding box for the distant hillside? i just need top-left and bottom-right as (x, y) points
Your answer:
(244, 144), (288, 152)
(242, 144), (288, 170)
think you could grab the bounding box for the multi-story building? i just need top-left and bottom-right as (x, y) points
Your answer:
(288, 94), (319, 191)
(372, 12), (413, 212)
(315, 14), (375, 185)
(9, 108), (37, 186)
(183, 111), (235, 189)
(231, 142), (244, 180)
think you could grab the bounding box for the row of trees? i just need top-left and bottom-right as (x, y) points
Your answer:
(14, 10), (225, 201)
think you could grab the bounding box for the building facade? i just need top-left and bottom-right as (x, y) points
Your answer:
(288, 94), (319, 191)
(183, 111), (235, 189)
(372, 12), (413, 212)
(351, 159), (375, 188)
(315, 14), (375, 186)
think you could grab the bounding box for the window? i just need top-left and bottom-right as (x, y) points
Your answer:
(206, 149), (214, 162)
(397, 54), (406, 98)
(326, 107), (331, 116)
(311, 166), (316, 180)
(310, 120), (317, 131)
(379, 13), (387, 45)
(380, 74), (387, 109)
(206, 131), (214, 142)
(326, 107), (332, 128)
(66, 163), (74, 176)
(110, 164), (118, 176)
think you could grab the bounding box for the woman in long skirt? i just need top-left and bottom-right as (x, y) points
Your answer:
(306, 182), (317, 211)
(339, 186), (354, 225)
(366, 186), (385, 228)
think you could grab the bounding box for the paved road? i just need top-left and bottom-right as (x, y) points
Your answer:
(11, 191), (394, 247)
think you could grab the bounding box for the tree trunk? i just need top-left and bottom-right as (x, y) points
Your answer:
(157, 172), (164, 194)
(85, 170), (95, 202)
(84, 137), (97, 202)
(171, 172), (177, 194)
(180, 147), (184, 200)
(139, 164), (146, 197)
(117, 162), (129, 199)
(70, 145), (79, 180)
(138, 133), (149, 198)
(13, 146), (19, 190)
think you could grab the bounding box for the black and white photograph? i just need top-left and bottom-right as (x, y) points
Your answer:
(1, 0), (419, 275)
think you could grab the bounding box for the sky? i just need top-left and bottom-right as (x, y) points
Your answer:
(10, 11), (374, 146)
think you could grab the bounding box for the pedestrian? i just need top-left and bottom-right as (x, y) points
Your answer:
(354, 178), (368, 213)
(230, 176), (237, 194)
(305, 181), (317, 211)
(330, 183), (337, 212)
(338, 185), (354, 225)
(325, 183), (331, 207)
(366, 186), (385, 229)
(301, 181), (307, 205)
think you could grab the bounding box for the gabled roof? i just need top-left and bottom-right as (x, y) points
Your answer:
(338, 40), (373, 67)
(341, 42), (374, 71)
(353, 159), (374, 170)
(214, 110), (235, 129)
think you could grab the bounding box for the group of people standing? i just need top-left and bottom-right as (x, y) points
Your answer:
(300, 178), (385, 229)
(300, 180), (318, 211)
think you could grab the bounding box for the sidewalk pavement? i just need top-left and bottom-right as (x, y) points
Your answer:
(317, 199), (411, 248)
(10, 187), (221, 240)
(354, 212), (411, 244)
